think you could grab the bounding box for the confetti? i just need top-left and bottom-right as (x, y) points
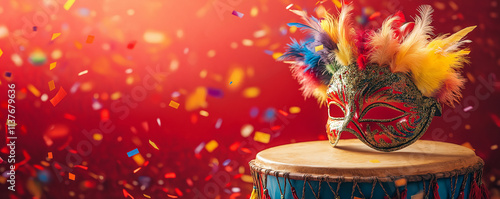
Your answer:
(51, 33), (61, 41)
(33, 26), (37, 31)
(395, 178), (407, 187)
(86, 35), (94, 43)
(48, 152), (53, 159)
(5, 71), (11, 77)
(243, 87), (260, 98)
(241, 124), (254, 137)
(490, 114), (500, 128)
(289, 106), (301, 114)
(232, 10), (244, 18)
(164, 172), (176, 178)
(143, 194), (151, 198)
(74, 41), (82, 49)
(215, 118), (223, 129)
(133, 167), (141, 173)
(0, 48), (2, 58)
(74, 165), (88, 170)
(77, 70), (88, 76)
(195, 142), (205, 154)
(127, 148), (139, 157)
(254, 131), (270, 143)
(369, 159), (380, 163)
(229, 81), (232, 84)
(286, 4), (294, 9)
(50, 62), (57, 70)
(207, 87), (224, 98)
(68, 173), (75, 180)
(149, 140), (159, 150)
(123, 189), (134, 199)
(133, 154), (145, 166)
(127, 41), (137, 49)
(48, 80), (55, 91)
(369, 12), (381, 20)
(205, 140), (218, 152)
(315, 45), (324, 52)
(463, 106), (473, 112)
(199, 110), (209, 117)
(64, 0), (75, 10)
(50, 87), (67, 106)
(272, 52), (283, 60)
(27, 84), (41, 97)
(143, 31), (168, 44)
(169, 100), (180, 109)
(332, 0), (342, 8)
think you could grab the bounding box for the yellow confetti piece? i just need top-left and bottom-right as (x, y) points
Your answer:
(68, 173), (75, 180)
(332, 0), (342, 8)
(241, 175), (253, 183)
(0, 48), (3, 58)
(395, 178), (407, 187)
(132, 153), (145, 166)
(149, 140), (159, 150)
(48, 80), (55, 91)
(272, 52), (283, 60)
(51, 33), (61, 41)
(143, 194), (151, 198)
(93, 133), (103, 141)
(27, 84), (41, 97)
(227, 67), (244, 89)
(369, 159), (380, 163)
(64, 0), (76, 10)
(199, 110), (209, 117)
(254, 131), (270, 144)
(289, 106), (301, 114)
(169, 100), (180, 109)
(243, 87), (260, 98)
(315, 45), (324, 52)
(185, 87), (207, 111)
(205, 140), (218, 153)
(289, 26), (297, 34)
(48, 152), (53, 159)
(74, 41), (82, 49)
(49, 62), (57, 70)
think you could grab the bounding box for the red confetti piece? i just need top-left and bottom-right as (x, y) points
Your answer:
(167, 194), (178, 198)
(34, 164), (44, 170)
(133, 167), (141, 173)
(50, 86), (67, 106)
(164, 172), (176, 178)
(69, 173), (75, 180)
(490, 114), (500, 127)
(230, 193), (241, 199)
(48, 152), (53, 159)
(175, 188), (183, 197)
(241, 148), (252, 153)
(127, 41), (137, 49)
(233, 173), (243, 179)
(64, 113), (76, 120)
(101, 109), (110, 121)
(86, 35), (95, 43)
(123, 189), (134, 199)
(74, 165), (88, 170)
(278, 109), (288, 117)
(204, 175), (212, 181)
(229, 142), (240, 151)
(271, 125), (281, 131)
(369, 12), (381, 20)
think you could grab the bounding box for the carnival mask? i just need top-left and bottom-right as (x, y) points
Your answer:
(279, 4), (474, 151)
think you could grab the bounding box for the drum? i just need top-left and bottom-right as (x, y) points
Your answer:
(249, 139), (487, 199)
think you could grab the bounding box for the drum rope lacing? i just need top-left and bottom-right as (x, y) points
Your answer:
(250, 160), (484, 199)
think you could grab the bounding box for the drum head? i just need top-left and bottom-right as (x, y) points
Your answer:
(255, 139), (481, 178)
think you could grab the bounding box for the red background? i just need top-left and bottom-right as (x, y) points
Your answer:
(0, 0), (499, 198)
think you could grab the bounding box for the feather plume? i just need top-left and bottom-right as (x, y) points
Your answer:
(334, 4), (357, 66)
(393, 5), (434, 73)
(368, 15), (401, 66)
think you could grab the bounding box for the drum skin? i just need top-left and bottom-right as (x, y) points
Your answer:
(250, 140), (484, 199)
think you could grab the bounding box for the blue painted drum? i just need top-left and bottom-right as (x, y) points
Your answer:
(249, 140), (486, 199)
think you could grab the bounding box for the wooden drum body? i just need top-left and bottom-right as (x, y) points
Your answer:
(249, 140), (486, 199)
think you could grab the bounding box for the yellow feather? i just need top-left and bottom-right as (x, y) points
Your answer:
(313, 85), (328, 106)
(334, 4), (356, 66)
(320, 13), (339, 43)
(412, 26), (474, 96)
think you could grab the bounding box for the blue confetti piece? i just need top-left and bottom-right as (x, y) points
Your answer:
(229, 81), (232, 84)
(263, 108), (277, 122)
(232, 10), (244, 18)
(5, 72), (12, 77)
(250, 107), (259, 118)
(222, 159), (231, 166)
(264, 50), (273, 55)
(127, 148), (139, 157)
(33, 26), (37, 31)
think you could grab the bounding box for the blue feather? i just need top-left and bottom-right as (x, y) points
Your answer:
(287, 23), (319, 32)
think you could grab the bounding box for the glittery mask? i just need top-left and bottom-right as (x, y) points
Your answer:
(279, 4), (474, 151)
(326, 65), (441, 151)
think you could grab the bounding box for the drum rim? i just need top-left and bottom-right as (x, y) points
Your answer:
(249, 159), (484, 183)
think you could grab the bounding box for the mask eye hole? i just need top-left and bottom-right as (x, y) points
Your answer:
(359, 103), (406, 122)
(328, 102), (345, 119)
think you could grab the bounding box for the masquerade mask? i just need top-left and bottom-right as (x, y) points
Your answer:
(279, 4), (474, 151)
